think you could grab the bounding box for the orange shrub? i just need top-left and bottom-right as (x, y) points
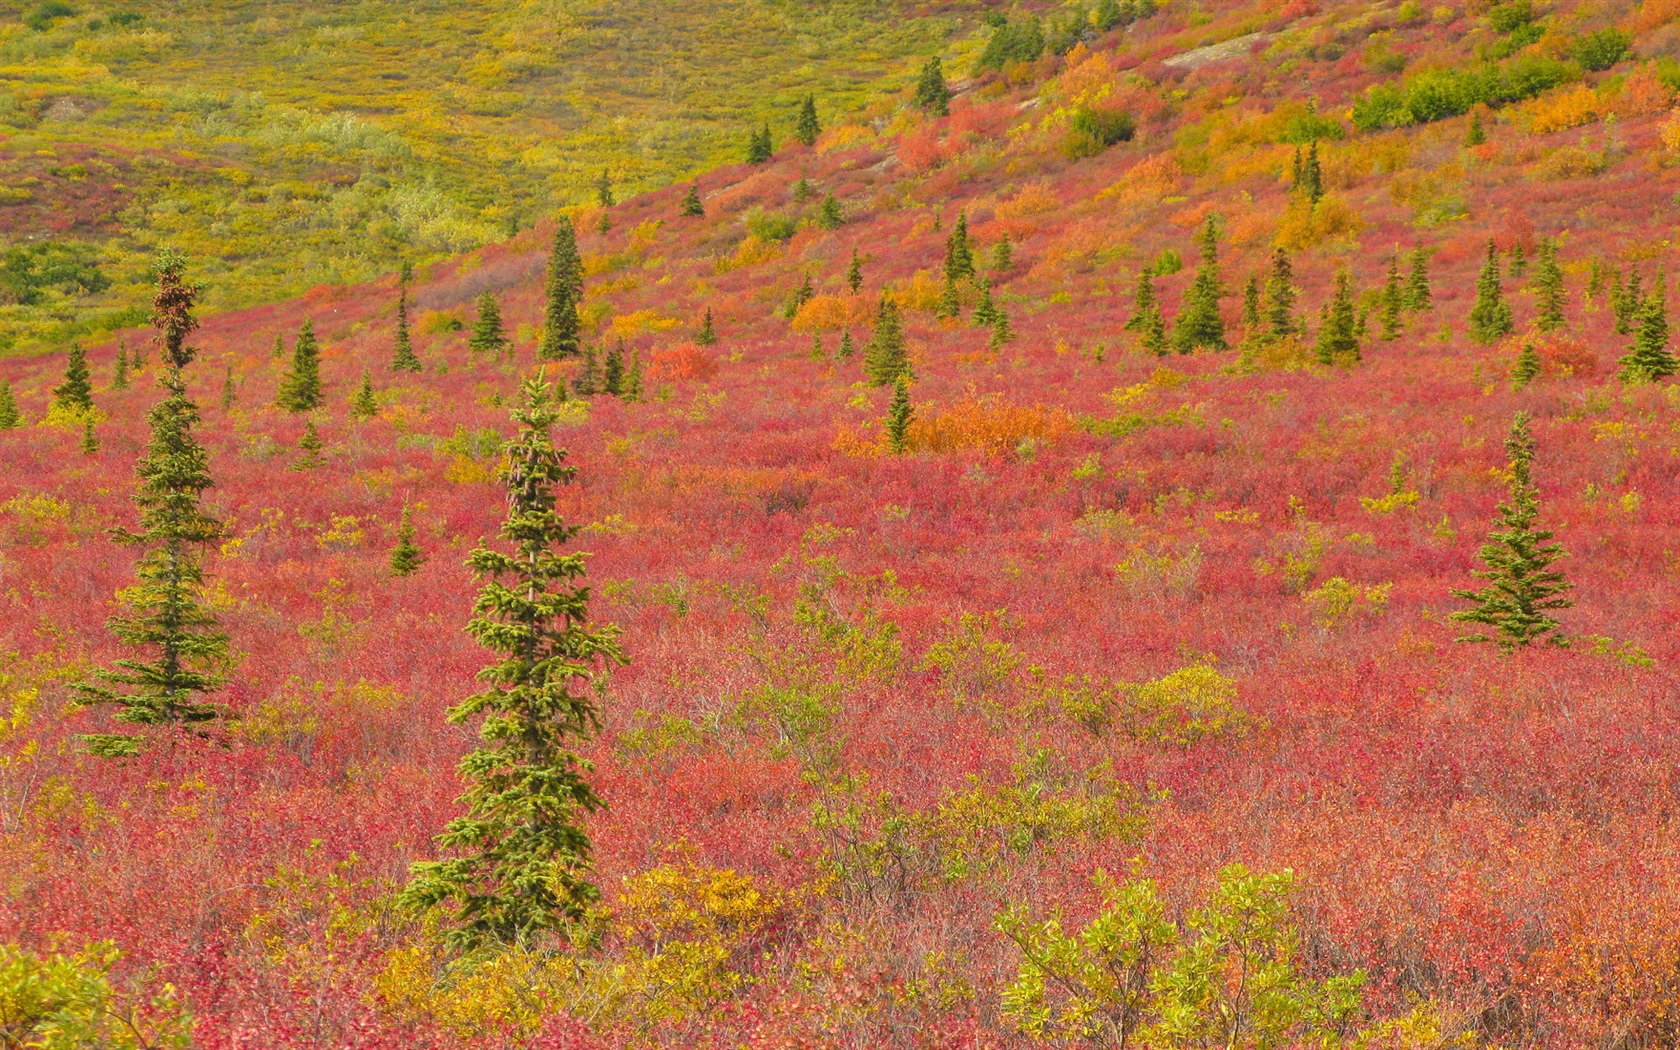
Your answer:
(1526, 85), (1604, 134)
(888, 271), (943, 313)
(994, 182), (1060, 223)
(908, 395), (1072, 455)
(1628, 0), (1680, 34)
(1617, 70), (1675, 117)
(791, 294), (875, 333)
(1534, 334), (1598, 378)
(646, 343), (718, 382)
(1100, 153), (1182, 204)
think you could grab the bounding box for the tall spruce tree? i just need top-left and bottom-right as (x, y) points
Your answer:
(1296, 141), (1324, 204)
(1615, 269), (1643, 336)
(390, 505), (426, 577)
(603, 342), (625, 397)
(1404, 243), (1432, 312)
(1533, 239), (1566, 333)
(1265, 248), (1296, 341)
(746, 125), (774, 164)
(1172, 216), (1227, 353)
(945, 211), (975, 283)
(1451, 412), (1572, 650)
(1510, 340), (1541, 389)
(1315, 268), (1361, 365)
(276, 320), (323, 412)
(470, 291), (509, 358)
(794, 94), (821, 146)
(392, 274), (421, 373)
(401, 373), (624, 949)
(886, 377), (913, 453)
(680, 184), (704, 218)
(913, 56), (951, 116)
(1617, 278), (1678, 382)
(847, 248), (863, 295)
(1380, 257), (1405, 340)
(0, 380), (21, 429)
(538, 219), (584, 361)
(1241, 273), (1262, 335)
(350, 368), (379, 419)
(863, 296), (909, 386)
(1468, 240), (1514, 344)
(54, 344), (93, 413)
(76, 250), (229, 757)
(1125, 269), (1157, 332)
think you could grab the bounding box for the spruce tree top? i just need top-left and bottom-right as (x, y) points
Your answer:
(54, 344), (94, 412)
(914, 56), (951, 116)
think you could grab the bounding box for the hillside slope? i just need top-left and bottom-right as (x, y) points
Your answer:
(5, 0), (1680, 1046)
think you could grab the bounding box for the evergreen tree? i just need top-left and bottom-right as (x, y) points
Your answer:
(991, 239), (1013, 273)
(817, 194), (844, 230)
(54, 344), (93, 413)
(1296, 140), (1324, 203)
(1125, 270), (1157, 332)
(914, 57), (951, 116)
(1511, 340), (1541, 390)
(974, 283), (999, 328)
(603, 342), (624, 396)
(1465, 109), (1486, 146)
(392, 277), (421, 373)
(1404, 243), (1432, 312)
(1585, 258), (1604, 303)
(75, 250), (229, 757)
(1468, 240), (1514, 344)
(680, 184), (704, 218)
(944, 211), (975, 283)
(0, 381), (18, 429)
(1617, 280), (1678, 382)
(350, 368), (379, 419)
(1315, 268), (1361, 365)
(390, 505), (426, 577)
(936, 277), (962, 320)
(573, 347), (599, 397)
(863, 296), (909, 386)
(838, 330), (855, 358)
(1380, 256), (1405, 340)
(989, 306), (1014, 349)
(1265, 248), (1296, 341)
(1241, 273), (1262, 334)
(539, 219), (584, 360)
(794, 94), (821, 146)
(696, 308), (717, 346)
(220, 363), (236, 411)
(596, 209), (611, 236)
(595, 168), (614, 208)
(80, 418), (99, 457)
(292, 421), (325, 470)
(1451, 412), (1572, 651)
(112, 344), (129, 390)
(624, 351), (643, 402)
(1615, 269), (1642, 336)
(271, 333), (285, 359)
(847, 248), (863, 294)
(1533, 239), (1566, 333)
(276, 320), (323, 412)
(1509, 241), (1527, 278)
(1172, 216), (1227, 353)
(400, 373), (625, 950)
(470, 291), (509, 358)
(746, 125), (774, 164)
(1140, 298), (1169, 356)
(886, 378), (913, 453)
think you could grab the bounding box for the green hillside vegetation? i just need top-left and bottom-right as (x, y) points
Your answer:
(0, 0), (983, 352)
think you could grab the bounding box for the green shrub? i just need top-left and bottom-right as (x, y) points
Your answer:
(975, 17), (1044, 72)
(0, 941), (192, 1048)
(1573, 28), (1630, 72)
(1062, 108), (1135, 159)
(23, 1), (74, 31)
(744, 210), (798, 243)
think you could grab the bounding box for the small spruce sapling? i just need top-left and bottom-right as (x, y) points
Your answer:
(817, 194), (844, 230)
(1511, 341), (1541, 389)
(538, 218), (584, 360)
(680, 184), (704, 218)
(1533, 239), (1566, 333)
(112, 345), (129, 390)
(0, 381), (20, 429)
(292, 422), (325, 471)
(989, 306), (1014, 349)
(913, 57), (951, 116)
(390, 505), (426, 577)
(276, 321), (323, 411)
(392, 272), (421, 373)
(1380, 257), (1405, 340)
(945, 211), (975, 282)
(80, 419), (99, 456)
(350, 369), (379, 419)
(1172, 215), (1228, 354)
(863, 296), (909, 386)
(1405, 244), (1432, 312)
(1617, 276), (1678, 382)
(696, 308), (717, 346)
(470, 292), (509, 358)
(54, 344), (93, 414)
(794, 94), (821, 147)
(886, 378), (913, 453)
(220, 363), (236, 411)
(1315, 268), (1361, 365)
(847, 249), (863, 294)
(1468, 240), (1514, 344)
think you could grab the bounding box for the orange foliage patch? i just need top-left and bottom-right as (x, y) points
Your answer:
(909, 395), (1072, 455)
(1531, 334), (1598, 378)
(993, 182), (1060, 224)
(1617, 70), (1676, 117)
(646, 343), (719, 382)
(1101, 153), (1182, 204)
(791, 294), (875, 333)
(1526, 85), (1605, 135)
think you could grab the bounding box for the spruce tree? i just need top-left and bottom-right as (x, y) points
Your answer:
(470, 291), (508, 358)
(794, 94), (821, 147)
(54, 344), (93, 414)
(76, 250), (228, 757)
(914, 56), (951, 116)
(863, 296), (909, 386)
(392, 277), (421, 373)
(1315, 268), (1360, 365)
(1140, 298), (1168, 356)
(1509, 241), (1527, 278)
(1405, 243), (1432, 312)
(0, 381), (20, 429)
(1380, 257), (1405, 340)
(603, 343), (624, 396)
(1468, 240), (1513, 344)
(1241, 273), (1262, 335)
(680, 184), (704, 218)
(401, 373), (624, 949)
(81, 418), (99, 457)
(1172, 216), (1227, 354)
(886, 378), (913, 453)
(1125, 269), (1157, 332)
(1533, 239), (1566, 333)
(1511, 340), (1541, 389)
(1617, 281), (1678, 382)
(390, 505), (426, 577)
(817, 194), (844, 230)
(1297, 141), (1324, 204)
(624, 351), (643, 402)
(1451, 412), (1572, 651)
(1465, 109), (1486, 146)
(1586, 258), (1604, 304)
(276, 320), (323, 412)
(847, 248), (863, 294)
(292, 422), (325, 470)
(838, 330), (855, 358)
(221, 363), (236, 412)
(573, 347), (599, 397)
(1615, 270), (1642, 336)
(350, 368), (379, 419)
(945, 211), (975, 283)
(991, 239), (1013, 273)
(271, 333), (285, 359)
(595, 167), (614, 208)
(974, 283), (998, 328)
(1265, 248), (1296, 341)
(538, 218), (584, 360)
(747, 125), (774, 165)
(936, 277), (962, 320)
(112, 344), (129, 390)
(989, 306), (1014, 349)
(696, 308), (717, 346)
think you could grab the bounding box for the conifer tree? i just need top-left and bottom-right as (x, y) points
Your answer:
(680, 184), (704, 218)
(271, 333), (285, 359)
(595, 168), (614, 208)
(1125, 269), (1157, 332)
(937, 277), (962, 320)
(113, 345), (129, 390)
(1315, 268), (1360, 365)
(1380, 257), (1405, 340)
(470, 292), (509, 358)
(1586, 258), (1604, 303)
(1451, 412), (1572, 651)
(1509, 241), (1527, 278)
(974, 283), (999, 328)
(276, 320), (323, 412)
(864, 296), (909, 386)
(624, 351), (643, 402)
(989, 306), (1014, 349)
(817, 194), (844, 230)
(603, 343), (624, 396)
(1511, 340), (1541, 389)
(991, 239), (1013, 273)
(539, 218), (584, 361)
(81, 418), (99, 457)
(292, 422), (325, 471)
(945, 211), (975, 283)
(913, 56), (951, 116)
(76, 250), (229, 757)
(747, 125), (774, 164)
(1533, 239), (1566, 333)
(1140, 299), (1169, 356)
(1172, 216), (1227, 353)
(811, 332), (826, 361)
(390, 505), (426, 577)
(1468, 240), (1514, 344)
(886, 378), (913, 453)
(1405, 243), (1432, 312)
(1297, 141), (1324, 204)
(1465, 109), (1486, 146)
(838, 330), (855, 358)
(597, 209), (611, 236)
(1242, 273), (1262, 335)
(401, 373), (625, 950)
(350, 368), (379, 419)
(696, 308), (717, 346)
(847, 248), (863, 295)
(54, 344), (93, 413)
(794, 94), (821, 146)
(1617, 279), (1678, 382)
(1615, 270), (1643, 336)
(0, 381), (20, 429)
(392, 276), (421, 373)
(221, 363), (235, 411)
(1265, 248), (1296, 341)
(573, 347), (599, 397)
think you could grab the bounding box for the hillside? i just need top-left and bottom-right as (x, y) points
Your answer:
(0, 0), (977, 352)
(6, 0), (1680, 1046)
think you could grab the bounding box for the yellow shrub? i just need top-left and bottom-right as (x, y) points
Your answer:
(1302, 576), (1392, 630)
(1100, 154), (1184, 204)
(715, 235), (783, 273)
(1528, 145), (1606, 180)
(888, 270), (944, 313)
(1527, 85), (1604, 134)
(1274, 194), (1364, 251)
(994, 182), (1060, 223)
(908, 396), (1072, 455)
(791, 293), (875, 333)
(1117, 664), (1250, 748)
(610, 309), (680, 337)
(1662, 109), (1680, 154)
(818, 123), (876, 154)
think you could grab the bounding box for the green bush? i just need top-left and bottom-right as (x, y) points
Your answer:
(1573, 28), (1630, 72)
(1351, 55), (1572, 130)
(975, 17), (1044, 72)
(744, 210), (798, 243)
(23, 1), (75, 31)
(0, 941), (192, 1048)
(1062, 108), (1135, 159)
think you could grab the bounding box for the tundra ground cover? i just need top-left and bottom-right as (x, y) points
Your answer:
(4, 0), (1680, 1045)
